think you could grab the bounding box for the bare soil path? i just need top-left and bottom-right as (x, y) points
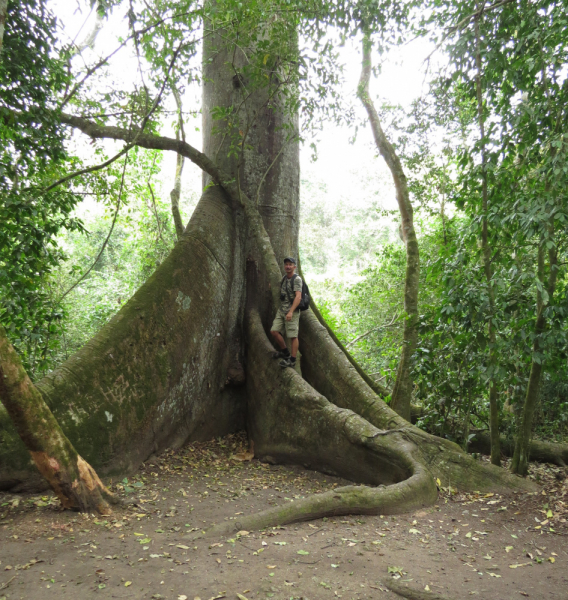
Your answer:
(1, 434), (567, 600)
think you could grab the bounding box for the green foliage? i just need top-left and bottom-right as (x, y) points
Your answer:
(0, 0), (84, 375)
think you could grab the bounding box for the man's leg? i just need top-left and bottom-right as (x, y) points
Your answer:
(270, 313), (290, 359)
(270, 329), (287, 350)
(290, 337), (299, 358)
(279, 312), (300, 368)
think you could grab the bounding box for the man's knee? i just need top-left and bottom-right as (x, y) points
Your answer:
(270, 330), (279, 337)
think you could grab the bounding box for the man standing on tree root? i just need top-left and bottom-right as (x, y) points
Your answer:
(271, 257), (302, 369)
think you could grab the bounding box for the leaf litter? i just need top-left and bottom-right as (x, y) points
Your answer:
(0, 433), (566, 598)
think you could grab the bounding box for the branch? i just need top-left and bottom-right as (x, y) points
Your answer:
(59, 9), (200, 108)
(69, 9), (104, 58)
(345, 312), (400, 348)
(58, 151), (129, 303)
(46, 42), (184, 193)
(423, 0), (515, 64)
(169, 82), (186, 239)
(60, 112), (228, 191)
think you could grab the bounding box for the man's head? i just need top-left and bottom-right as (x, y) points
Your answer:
(283, 256), (296, 276)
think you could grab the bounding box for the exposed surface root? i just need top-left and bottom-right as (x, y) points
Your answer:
(382, 579), (455, 600)
(192, 310), (437, 537)
(468, 431), (568, 467)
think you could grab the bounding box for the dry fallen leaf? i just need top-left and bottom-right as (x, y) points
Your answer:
(233, 451), (254, 462)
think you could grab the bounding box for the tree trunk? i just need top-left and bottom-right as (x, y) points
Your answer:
(0, 14), (536, 521)
(511, 240), (558, 475)
(0, 0), (7, 54)
(169, 84), (186, 240)
(358, 36), (419, 422)
(0, 326), (115, 512)
(475, 8), (501, 466)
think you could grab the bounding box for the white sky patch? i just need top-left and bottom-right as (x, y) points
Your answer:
(50, 0), (446, 270)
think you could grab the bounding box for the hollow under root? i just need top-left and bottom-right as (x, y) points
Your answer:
(191, 310), (437, 539)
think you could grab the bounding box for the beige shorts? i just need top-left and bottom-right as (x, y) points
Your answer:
(271, 310), (300, 338)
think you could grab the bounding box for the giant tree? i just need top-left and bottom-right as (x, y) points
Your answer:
(0, 0), (533, 521)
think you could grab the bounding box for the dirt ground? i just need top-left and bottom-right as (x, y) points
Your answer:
(1, 433), (567, 600)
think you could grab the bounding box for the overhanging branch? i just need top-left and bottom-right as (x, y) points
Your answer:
(60, 112), (228, 191)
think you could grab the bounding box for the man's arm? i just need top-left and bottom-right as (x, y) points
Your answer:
(286, 291), (302, 320)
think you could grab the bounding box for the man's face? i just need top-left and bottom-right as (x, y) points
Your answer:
(284, 261), (295, 275)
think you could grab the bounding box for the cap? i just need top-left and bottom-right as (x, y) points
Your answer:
(283, 257), (296, 264)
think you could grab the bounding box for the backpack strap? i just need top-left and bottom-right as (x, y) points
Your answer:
(282, 274), (298, 305)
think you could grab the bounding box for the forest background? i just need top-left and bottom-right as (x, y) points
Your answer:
(1, 0), (567, 497)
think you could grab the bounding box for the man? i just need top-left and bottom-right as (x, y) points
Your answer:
(270, 257), (302, 368)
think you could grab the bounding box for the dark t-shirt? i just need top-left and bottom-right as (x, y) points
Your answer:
(280, 274), (302, 313)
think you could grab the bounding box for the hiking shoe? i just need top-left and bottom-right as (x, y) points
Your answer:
(273, 349), (290, 359)
(279, 357), (296, 369)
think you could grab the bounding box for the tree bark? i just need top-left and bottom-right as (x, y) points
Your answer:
(358, 36), (419, 422)
(474, 7), (501, 466)
(511, 239), (558, 475)
(0, 0), (7, 54)
(170, 84), (186, 240)
(0, 326), (116, 512)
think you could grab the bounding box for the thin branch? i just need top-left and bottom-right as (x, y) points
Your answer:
(147, 181), (167, 247)
(423, 0), (515, 64)
(169, 81), (186, 239)
(59, 9), (200, 108)
(345, 312), (400, 348)
(46, 42), (184, 193)
(58, 151), (129, 303)
(43, 143), (132, 194)
(68, 8), (104, 58)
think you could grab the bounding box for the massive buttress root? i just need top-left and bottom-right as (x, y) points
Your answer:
(0, 186), (246, 491)
(195, 309), (437, 538)
(299, 311), (535, 493)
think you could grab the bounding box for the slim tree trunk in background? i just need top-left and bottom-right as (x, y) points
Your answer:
(511, 238), (558, 475)
(358, 35), (419, 422)
(170, 84), (186, 240)
(0, 326), (115, 513)
(0, 0), (7, 54)
(474, 9), (501, 466)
